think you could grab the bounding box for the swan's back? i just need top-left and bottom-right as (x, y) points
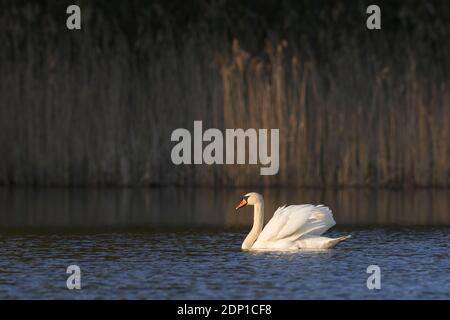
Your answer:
(253, 204), (336, 249)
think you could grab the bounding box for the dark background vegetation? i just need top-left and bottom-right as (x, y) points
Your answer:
(0, 0), (449, 187)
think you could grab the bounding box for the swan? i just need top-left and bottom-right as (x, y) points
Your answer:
(235, 192), (351, 251)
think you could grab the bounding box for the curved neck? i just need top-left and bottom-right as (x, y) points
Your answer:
(241, 200), (264, 250)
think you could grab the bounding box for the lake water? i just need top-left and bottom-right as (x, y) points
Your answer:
(0, 187), (449, 299)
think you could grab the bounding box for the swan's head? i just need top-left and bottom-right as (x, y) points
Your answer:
(235, 192), (263, 210)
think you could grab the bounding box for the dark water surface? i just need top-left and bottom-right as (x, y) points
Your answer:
(0, 187), (449, 299)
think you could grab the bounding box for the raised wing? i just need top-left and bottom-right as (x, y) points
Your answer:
(255, 204), (336, 244)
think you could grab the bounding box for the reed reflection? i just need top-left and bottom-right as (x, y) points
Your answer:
(0, 188), (448, 230)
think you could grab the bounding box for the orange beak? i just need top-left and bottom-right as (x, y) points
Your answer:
(235, 198), (248, 210)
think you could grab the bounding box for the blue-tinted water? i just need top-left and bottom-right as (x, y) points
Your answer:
(0, 228), (449, 299)
(0, 187), (449, 299)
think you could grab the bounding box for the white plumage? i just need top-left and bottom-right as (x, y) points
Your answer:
(236, 193), (351, 251)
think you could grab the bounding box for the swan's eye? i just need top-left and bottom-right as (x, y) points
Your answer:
(243, 195), (250, 201)
(236, 196), (249, 210)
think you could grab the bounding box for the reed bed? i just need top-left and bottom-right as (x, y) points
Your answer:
(0, 0), (448, 187)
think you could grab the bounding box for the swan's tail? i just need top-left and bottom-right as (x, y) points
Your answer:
(329, 235), (352, 248)
(296, 235), (352, 249)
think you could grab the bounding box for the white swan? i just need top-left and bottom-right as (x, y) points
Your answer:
(235, 192), (351, 251)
